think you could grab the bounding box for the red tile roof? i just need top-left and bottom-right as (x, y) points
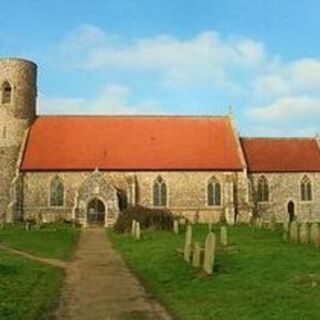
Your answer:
(21, 116), (244, 171)
(241, 138), (320, 172)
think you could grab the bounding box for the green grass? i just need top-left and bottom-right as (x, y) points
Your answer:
(110, 224), (320, 320)
(0, 223), (80, 260)
(0, 251), (63, 320)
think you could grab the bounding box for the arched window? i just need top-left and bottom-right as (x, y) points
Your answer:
(2, 81), (12, 104)
(301, 175), (312, 201)
(153, 176), (167, 207)
(257, 175), (269, 202)
(50, 176), (64, 207)
(207, 177), (221, 206)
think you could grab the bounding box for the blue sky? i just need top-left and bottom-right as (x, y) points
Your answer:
(1, 0), (320, 136)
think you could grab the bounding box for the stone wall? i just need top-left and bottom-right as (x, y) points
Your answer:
(22, 170), (250, 225)
(249, 173), (320, 222)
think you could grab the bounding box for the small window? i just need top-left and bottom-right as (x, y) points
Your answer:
(153, 176), (167, 207)
(50, 176), (64, 207)
(207, 177), (221, 206)
(301, 175), (312, 201)
(2, 81), (12, 104)
(257, 175), (269, 202)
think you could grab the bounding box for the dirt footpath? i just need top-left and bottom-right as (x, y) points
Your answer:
(54, 228), (172, 320)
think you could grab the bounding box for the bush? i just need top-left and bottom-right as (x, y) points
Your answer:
(114, 205), (175, 233)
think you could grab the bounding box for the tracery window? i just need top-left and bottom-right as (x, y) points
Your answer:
(301, 175), (312, 201)
(207, 177), (221, 206)
(50, 176), (64, 207)
(2, 81), (12, 104)
(153, 176), (167, 207)
(257, 175), (269, 202)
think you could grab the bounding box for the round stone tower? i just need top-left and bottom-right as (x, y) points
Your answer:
(0, 58), (37, 221)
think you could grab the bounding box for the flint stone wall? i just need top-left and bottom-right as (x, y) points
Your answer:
(22, 170), (250, 224)
(249, 173), (320, 222)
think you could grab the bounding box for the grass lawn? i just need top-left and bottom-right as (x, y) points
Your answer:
(0, 223), (80, 260)
(0, 251), (63, 320)
(0, 223), (80, 319)
(110, 224), (320, 320)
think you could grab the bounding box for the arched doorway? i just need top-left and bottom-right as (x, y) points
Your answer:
(87, 198), (105, 225)
(287, 201), (295, 222)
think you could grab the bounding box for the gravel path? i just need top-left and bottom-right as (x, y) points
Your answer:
(54, 228), (172, 320)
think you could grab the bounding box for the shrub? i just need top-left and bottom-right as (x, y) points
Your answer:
(114, 205), (175, 233)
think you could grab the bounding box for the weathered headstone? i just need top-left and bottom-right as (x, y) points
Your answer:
(289, 221), (298, 244)
(255, 217), (263, 229)
(282, 222), (289, 242)
(310, 223), (320, 248)
(131, 220), (137, 237)
(203, 232), (216, 275)
(299, 223), (309, 245)
(173, 220), (179, 235)
(269, 214), (276, 230)
(283, 221), (289, 233)
(192, 242), (201, 268)
(135, 222), (141, 240)
(208, 223), (213, 232)
(220, 226), (228, 246)
(25, 222), (30, 231)
(184, 225), (192, 262)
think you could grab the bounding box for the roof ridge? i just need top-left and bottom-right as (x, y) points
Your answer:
(36, 114), (229, 119)
(240, 137), (315, 140)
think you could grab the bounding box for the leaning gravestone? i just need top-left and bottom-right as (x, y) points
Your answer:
(289, 221), (298, 244)
(192, 242), (201, 268)
(203, 232), (216, 275)
(299, 223), (309, 245)
(184, 225), (192, 262)
(135, 222), (141, 240)
(173, 220), (179, 235)
(310, 223), (320, 248)
(131, 220), (137, 237)
(220, 226), (228, 246)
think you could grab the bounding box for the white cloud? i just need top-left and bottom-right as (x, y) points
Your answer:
(58, 25), (267, 91)
(51, 25), (320, 136)
(38, 84), (162, 115)
(247, 96), (320, 122)
(254, 58), (320, 98)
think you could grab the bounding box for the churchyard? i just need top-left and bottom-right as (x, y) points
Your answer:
(2, 219), (320, 319)
(110, 221), (320, 320)
(0, 224), (79, 319)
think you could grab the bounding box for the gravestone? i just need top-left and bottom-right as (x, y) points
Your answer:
(282, 222), (289, 242)
(299, 223), (309, 245)
(269, 214), (276, 230)
(220, 226), (228, 246)
(184, 225), (192, 262)
(192, 242), (201, 268)
(310, 223), (320, 248)
(203, 232), (216, 275)
(173, 220), (179, 235)
(289, 221), (298, 244)
(131, 220), (136, 237)
(135, 222), (141, 240)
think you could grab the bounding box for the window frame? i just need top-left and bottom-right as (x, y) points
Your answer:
(49, 176), (65, 207)
(152, 176), (167, 208)
(257, 175), (269, 203)
(1, 81), (13, 104)
(206, 176), (222, 207)
(300, 174), (313, 202)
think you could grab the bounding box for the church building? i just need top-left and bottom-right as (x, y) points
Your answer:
(1, 58), (320, 226)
